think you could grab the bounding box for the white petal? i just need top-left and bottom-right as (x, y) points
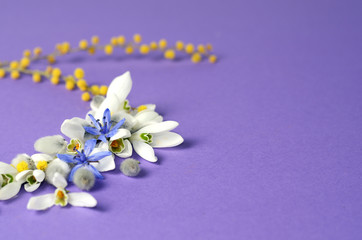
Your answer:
(68, 192), (97, 207)
(24, 182), (41, 192)
(15, 170), (32, 183)
(107, 71), (132, 102)
(27, 194), (55, 210)
(132, 140), (157, 162)
(151, 132), (184, 148)
(90, 95), (105, 111)
(95, 95), (122, 120)
(52, 172), (67, 189)
(137, 121), (179, 134)
(110, 129), (131, 141)
(0, 162), (17, 174)
(33, 170), (45, 182)
(112, 111), (137, 130)
(96, 141), (109, 150)
(0, 182), (21, 200)
(61, 118), (86, 141)
(144, 104), (156, 111)
(34, 135), (67, 155)
(90, 148), (115, 172)
(116, 139), (132, 158)
(133, 111), (163, 131)
(31, 153), (54, 163)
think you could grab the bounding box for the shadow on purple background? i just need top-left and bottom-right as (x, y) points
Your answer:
(0, 0), (362, 240)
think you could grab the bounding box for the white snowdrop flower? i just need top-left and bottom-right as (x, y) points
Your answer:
(0, 163), (21, 200)
(120, 158), (141, 177)
(45, 158), (71, 184)
(130, 121), (184, 162)
(15, 169), (45, 192)
(34, 135), (68, 156)
(27, 173), (97, 211)
(73, 167), (95, 191)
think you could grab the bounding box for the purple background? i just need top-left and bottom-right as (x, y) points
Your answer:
(0, 0), (362, 239)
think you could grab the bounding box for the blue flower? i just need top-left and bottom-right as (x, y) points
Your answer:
(84, 108), (126, 143)
(57, 139), (112, 181)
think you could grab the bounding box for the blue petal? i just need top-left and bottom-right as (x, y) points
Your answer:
(98, 135), (107, 143)
(84, 126), (101, 136)
(88, 113), (101, 130)
(87, 164), (104, 180)
(68, 164), (83, 182)
(111, 118), (126, 132)
(84, 139), (97, 156)
(88, 151), (112, 162)
(103, 108), (111, 132)
(105, 128), (118, 138)
(57, 154), (77, 164)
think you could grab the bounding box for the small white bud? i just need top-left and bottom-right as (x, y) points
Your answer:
(45, 159), (70, 185)
(34, 135), (67, 155)
(73, 168), (95, 191)
(120, 158), (141, 177)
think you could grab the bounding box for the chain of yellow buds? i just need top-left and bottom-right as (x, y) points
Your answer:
(0, 34), (217, 102)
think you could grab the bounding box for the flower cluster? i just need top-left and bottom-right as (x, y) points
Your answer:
(0, 34), (217, 102)
(0, 72), (183, 210)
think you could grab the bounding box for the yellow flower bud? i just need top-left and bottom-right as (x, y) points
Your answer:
(117, 36), (126, 45)
(209, 55), (217, 63)
(158, 39), (167, 49)
(133, 34), (142, 43)
(191, 53), (202, 63)
(11, 71), (20, 79)
(34, 47), (42, 56)
(100, 85), (108, 95)
(23, 49), (31, 58)
(20, 58), (30, 68)
(79, 39), (88, 50)
(91, 36), (100, 45)
(104, 45), (113, 55)
(74, 68), (85, 79)
(125, 46), (134, 55)
(51, 76), (60, 85)
(164, 49), (175, 60)
(77, 79), (88, 91)
(52, 68), (62, 77)
(149, 41), (158, 50)
(10, 61), (19, 70)
(0, 69), (6, 78)
(32, 72), (42, 83)
(82, 92), (91, 101)
(90, 85), (100, 95)
(139, 44), (150, 55)
(185, 44), (194, 54)
(175, 41), (184, 51)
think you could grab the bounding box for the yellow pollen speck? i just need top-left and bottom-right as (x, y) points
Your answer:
(137, 105), (147, 112)
(91, 36), (100, 45)
(74, 68), (85, 79)
(11, 71), (20, 80)
(158, 39), (167, 49)
(79, 39), (88, 50)
(16, 161), (29, 172)
(36, 160), (48, 171)
(117, 36), (126, 45)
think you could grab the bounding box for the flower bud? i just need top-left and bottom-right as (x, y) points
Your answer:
(120, 158), (140, 177)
